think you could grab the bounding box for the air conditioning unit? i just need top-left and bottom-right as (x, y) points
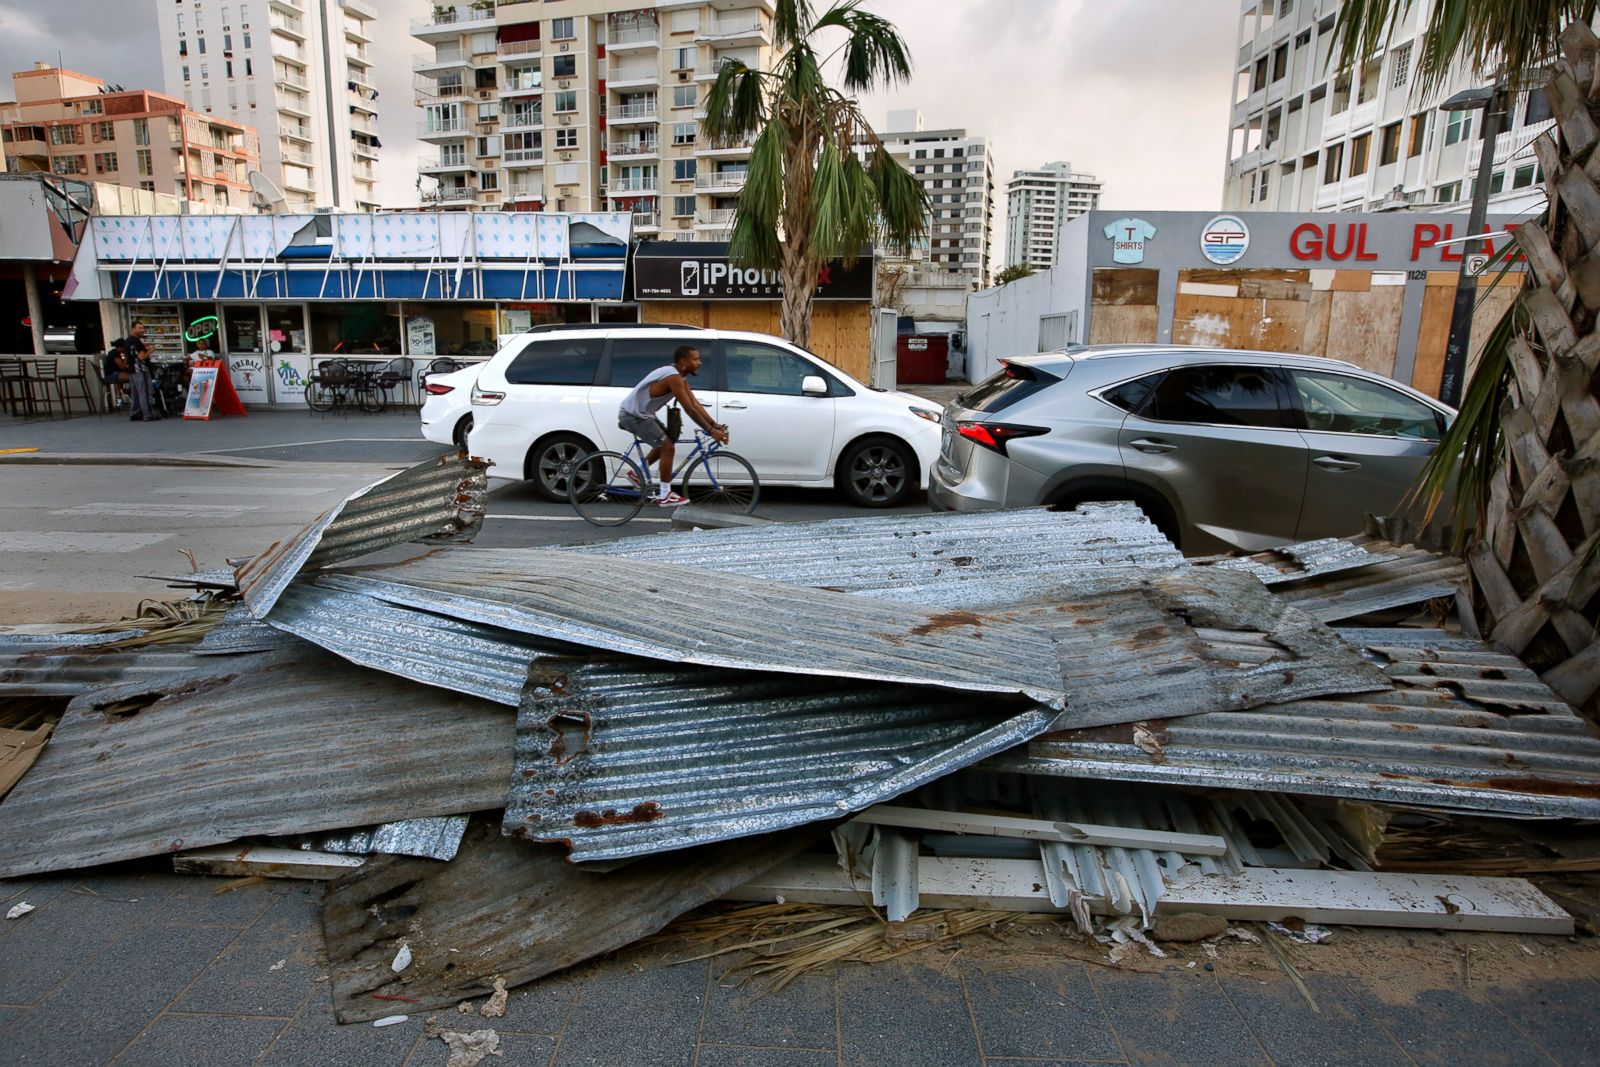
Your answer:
(560, 43), (570, 52)
(478, 90), (491, 99)
(677, 72), (689, 81)
(560, 151), (573, 160)
(559, 115), (572, 125)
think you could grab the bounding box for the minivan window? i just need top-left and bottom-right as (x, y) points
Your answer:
(722, 341), (818, 396)
(607, 337), (722, 389)
(1143, 365), (1287, 428)
(962, 362), (1055, 414)
(1290, 370), (1443, 440)
(503, 339), (603, 385)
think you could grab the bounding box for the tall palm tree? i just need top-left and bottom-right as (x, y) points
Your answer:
(1329, 1), (1600, 711)
(700, 0), (930, 348)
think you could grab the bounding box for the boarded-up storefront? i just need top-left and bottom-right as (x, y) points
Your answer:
(633, 243), (873, 382)
(968, 211), (1525, 398)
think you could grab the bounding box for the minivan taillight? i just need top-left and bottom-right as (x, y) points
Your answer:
(424, 382), (455, 396)
(471, 381), (505, 406)
(956, 421), (1048, 455)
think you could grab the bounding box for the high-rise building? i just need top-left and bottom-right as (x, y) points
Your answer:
(866, 110), (995, 289)
(1003, 162), (1101, 272)
(410, 1), (776, 232)
(1223, 0), (1552, 215)
(0, 63), (260, 210)
(157, 0), (380, 211)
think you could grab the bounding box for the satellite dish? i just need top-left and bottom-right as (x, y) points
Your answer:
(248, 169), (288, 215)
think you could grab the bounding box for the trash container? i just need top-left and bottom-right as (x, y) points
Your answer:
(896, 334), (949, 385)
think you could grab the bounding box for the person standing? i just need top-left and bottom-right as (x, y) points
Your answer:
(126, 322), (160, 422)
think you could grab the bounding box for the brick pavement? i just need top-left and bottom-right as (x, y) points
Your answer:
(3, 863), (1599, 1066)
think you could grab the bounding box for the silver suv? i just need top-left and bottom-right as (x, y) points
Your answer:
(929, 345), (1454, 554)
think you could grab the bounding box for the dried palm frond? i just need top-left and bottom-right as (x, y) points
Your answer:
(75, 598), (231, 648)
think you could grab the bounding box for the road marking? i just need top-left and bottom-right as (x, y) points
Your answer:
(0, 448), (39, 455)
(193, 437), (429, 453)
(52, 503), (271, 517)
(153, 486), (339, 497)
(486, 514), (672, 524)
(0, 532), (174, 553)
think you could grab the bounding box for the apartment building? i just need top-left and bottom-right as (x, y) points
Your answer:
(157, 0), (380, 211)
(1004, 161), (1102, 272)
(863, 110), (996, 289)
(0, 64), (259, 210)
(410, 0), (774, 235)
(1223, 0), (1554, 216)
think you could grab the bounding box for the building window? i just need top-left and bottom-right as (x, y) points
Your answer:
(1378, 122), (1400, 166)
(182, 64), (191, 82)
(245, 58), (252, 76)
(197, 35), (206, 53)
(673, 46), (694, 70)
(1390, 43), (1411, 89)
(224, 32), (232, 51)
(551, 16), (574, 39)
(1271, 44), (1287, 83)
(225, 60), (233, 77)
(1435, 180), (1461, 202)
(243, 30), (250, 47)
(1444, 109), (1472, 146)
(139, 180), (154, 191)
(179, 39), (188, 56)
(672, 195), (694, 217)
(673, 158), (696, 180)
(48, 125), (78, 146)
(554, 90), (577, 112)
(1512, 162), (1538, 189)
(137, 148), (153, 176)
(673, 85), (695, 109)
(479, 171), (499, 191)
(93, 151), (118, 174)
(476, 135), (500, 156)
(441, 143), (465, 165)
(200, 63), (209, 80)
(555, 127), (577, 148)
(1322, 141), (1344, 184)
(51, 155), (86, 175)
(92, 121), (115, 142)
(478, 102), (497, 121)
(552, 54), (576, 78)
(133, 118), (150, 146)
(1525, 90), (1553, 126)
(1407, 112), (1427, 157)
(672, 122), (695, 145)
(1349, 133), (1371, 176)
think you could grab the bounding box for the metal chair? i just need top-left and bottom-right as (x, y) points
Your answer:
(417, 356), (461, 393)
(54, 356), (99, 416)
(0, 358), (32, 416)
(24, 358), (58, 419)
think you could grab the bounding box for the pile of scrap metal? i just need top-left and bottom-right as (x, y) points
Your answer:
(2, 451), (1598, 1023)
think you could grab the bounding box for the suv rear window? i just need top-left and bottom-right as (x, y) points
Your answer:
(504, 339), (603, 386)
(962, 362), (1057, 414)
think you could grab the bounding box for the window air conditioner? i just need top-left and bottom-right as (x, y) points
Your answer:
(678, 72), (689, 81)
(560, 115), (571, 125)
(560, 43), (570, 52)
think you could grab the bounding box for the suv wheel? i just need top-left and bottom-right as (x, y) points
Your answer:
(837, 437), (916, 508)
(528, 432), (595, 501)
(453, 414), (473, 447)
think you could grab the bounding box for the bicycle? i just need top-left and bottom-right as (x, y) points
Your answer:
(305, 359), (386, 414)
(568, 429), (760, 527)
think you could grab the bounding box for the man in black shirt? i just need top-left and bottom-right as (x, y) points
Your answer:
(126, 319), (160, 422)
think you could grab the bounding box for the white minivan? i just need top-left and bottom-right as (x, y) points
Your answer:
(467, 324), (943, 507)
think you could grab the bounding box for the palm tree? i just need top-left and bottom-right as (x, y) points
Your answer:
(700, 0), (930, 348)
(1330, 1), (1600, 711)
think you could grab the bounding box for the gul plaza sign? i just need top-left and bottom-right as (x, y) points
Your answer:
(1091, 211), (1525, 273)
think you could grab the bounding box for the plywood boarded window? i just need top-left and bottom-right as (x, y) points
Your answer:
(1089, 269), (1158, 345)
(1172, 269), (1311, 354)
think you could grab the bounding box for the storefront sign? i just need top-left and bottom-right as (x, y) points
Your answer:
(183, 366), (219, 420)
(227, 353), (270, 404)
(1103, 217), (1156, 264)
(275, 354), (310, 406)
(636, 250), (872, 301)
(1199, 215), (1250, 265)
(407, 316), (437, 356)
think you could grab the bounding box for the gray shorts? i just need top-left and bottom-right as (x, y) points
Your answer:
(618, 409), (667, 446)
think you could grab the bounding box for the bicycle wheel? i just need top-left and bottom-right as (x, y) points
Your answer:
(357, 382), (387, 414)
(305, 381), (337, 412)
(682, 451), (759, 516)
(568, 450), (648, 527)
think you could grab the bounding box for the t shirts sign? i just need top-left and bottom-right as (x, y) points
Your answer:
(1103, 218), (1156, 264)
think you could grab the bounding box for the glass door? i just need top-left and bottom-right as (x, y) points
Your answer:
(222, 306), (270, 404)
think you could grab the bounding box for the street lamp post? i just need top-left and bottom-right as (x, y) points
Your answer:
(1436, 84), (1506, 410)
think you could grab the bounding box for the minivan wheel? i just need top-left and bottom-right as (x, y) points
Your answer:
(838, 437), (916, 508)
(452, 413), (473, 447)
(528, 432), (596, 501)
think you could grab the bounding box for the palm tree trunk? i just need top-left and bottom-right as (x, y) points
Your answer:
(1471, 21), (1600, 715)
(779, 243), (818, 348)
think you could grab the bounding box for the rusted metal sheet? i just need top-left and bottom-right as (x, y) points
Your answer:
(997, 629), (1600, 819)
(317, 550), (1069, 707)
(1253, 538), (1468, 622)
(265, 583), (572, 706)
(321, 818), (816, 1023)
(0, 650), (513, 878)
(236, 449), (487, 619)
(571, 503), (1184, 609)
(503, 656), (1056, 862)
(1207, 537), (1397, 585)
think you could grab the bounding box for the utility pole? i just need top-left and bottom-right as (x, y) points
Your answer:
(1437, 84), (1506, 410)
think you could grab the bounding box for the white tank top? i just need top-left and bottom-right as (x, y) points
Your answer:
(620, 366), (678, 418)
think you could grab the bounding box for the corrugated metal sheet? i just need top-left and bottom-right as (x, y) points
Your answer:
(0, 649), (513, 878)
(503, 655), (1057, 861)
(0, 630), (146, 650)
(1253, 539), (1468, 622)
(192, 606), (303, 656)
(266, 583), (572, 706)
(317, 550), (1069, 707)
(292, 815), (471, 861)
(997, 629), (1600, 819)
(139, 568), (239, 591)
(322, 819), (815, 1023)
(0, 648), (214, 697)
(236, 449), (487, 619)
(573, 503), (1184, 609)
(1208, 537), (1397, 585)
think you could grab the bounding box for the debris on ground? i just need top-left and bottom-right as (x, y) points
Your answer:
(0, 453), (1596, 1022)
(5, 900), (34, 919)
(425, 1020), (503, 1067)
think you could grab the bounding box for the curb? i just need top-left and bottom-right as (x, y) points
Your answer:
(0, 452), (286, 469)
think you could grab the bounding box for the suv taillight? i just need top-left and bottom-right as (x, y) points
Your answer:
(424, 382), (454, 396)
(956, 421), (1047, 455)
(471, 381), (505, 406)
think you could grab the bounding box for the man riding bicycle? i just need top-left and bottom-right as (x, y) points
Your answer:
(617, 344), (728, 506)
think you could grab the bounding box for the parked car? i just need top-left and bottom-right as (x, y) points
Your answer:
(420, 364), (479, 447)
(929, 345), (1455, 553)
(467, 324), (943, 507)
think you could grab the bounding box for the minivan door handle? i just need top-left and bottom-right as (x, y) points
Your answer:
(1313, 455), (1361, 472)
(1128, 438), (1176, 455)
(722, 401), (749, 410)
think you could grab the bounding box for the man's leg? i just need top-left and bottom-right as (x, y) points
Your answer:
(656, 441), (674, 496)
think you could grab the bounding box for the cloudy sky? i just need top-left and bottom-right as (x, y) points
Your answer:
(0, 0), (1236, 211)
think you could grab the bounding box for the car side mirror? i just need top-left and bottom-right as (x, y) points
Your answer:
(801, 375), (827, 397)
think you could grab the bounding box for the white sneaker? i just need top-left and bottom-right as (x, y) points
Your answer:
(654, 491), (689, 507)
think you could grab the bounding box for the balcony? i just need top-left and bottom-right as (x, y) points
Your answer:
(411, 4), (496, 41)
(422, 186), (482, 206)
(612, 174), (659, 194)
(279, 147), (312, 166)
(272, 43), (308, 66)
(414, 73), (467, 102)
(270, 0), (303, 11)
(413, 50), (470, 73)
(695, 169), (747, 192)
(420, 157), (476, 175)
(610, 138), (658, 159)
(631, 209), (660, 229)
(694, 135), (755, 157)
(607, 63), (658, 89)
(505, 184), (542, 202)
(417, 120), (470, 141)
(695, 207), (737, 227)
(695, 15), (765, 43)
(498, 39), (542, 58)
(609, 100), (658, 125)
(276, 94), (312, 119)
(501, 77), (543, 99)
(502, 147), (544, 166)
(281, 124), (313, 142)
(275, 70), (310, 90)
(271, 12), (305, 39)
(607, 25), (660, 51)
(352, 140), (379, 160)
(501, 111), (541, 131)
